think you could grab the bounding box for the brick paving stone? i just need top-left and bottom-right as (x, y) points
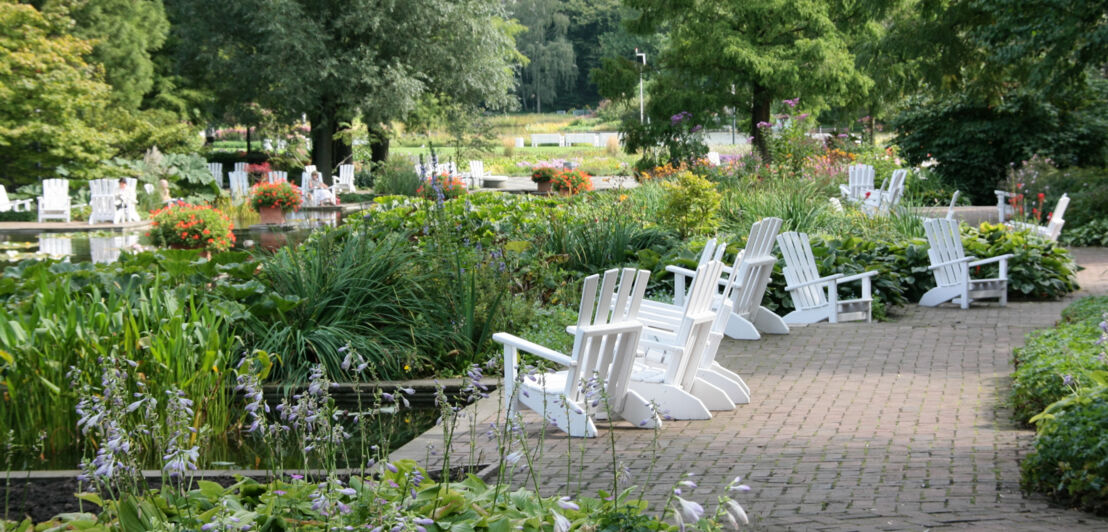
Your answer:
(390, 247), (1108, 531)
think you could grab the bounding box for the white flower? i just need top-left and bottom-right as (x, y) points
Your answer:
(556, 496), (579, 511)
(551, 510), (571, 532)
(676, 496), (704, 523)
(726, 499), (749, 526)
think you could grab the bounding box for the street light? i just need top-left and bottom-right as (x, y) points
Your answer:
(635, 48), (647, 123)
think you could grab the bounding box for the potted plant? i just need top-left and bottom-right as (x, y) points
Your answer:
(147, 202), (235, 257)
(249, 181), (302, 224)
(552, 168), (594, 196)
(416, 174), (468, 201)
(530, 165), (559, 193)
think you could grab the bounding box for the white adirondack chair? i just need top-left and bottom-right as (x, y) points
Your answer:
(467, 161), (488, 189)
(267, 171), (288, 184)
(706, 152), (722, 166)
(208, 163), (224, 188)
(630, 260), (736, 419)
(531, 133), (564, 147)
(88, 179), (116, 225)
(1007, 193), (1069, 242)
(776, 231), (879, 324)
(945, 191), (961, 220)
(994, 190), (1016, 223)
(333, 164), (355, 194)
(839, 164), (875, 203)
(233, 162), (248, 173)
(299, 171), (316, 207)
(38, 179), (71, 222)
(920, 217), (1013, 309)
(495, 268), (659, 438)
(656, 218), (790, 340)
(862, 169), (907, 215)
(229, 171), (250, 205)
(0, 185), (33, 212)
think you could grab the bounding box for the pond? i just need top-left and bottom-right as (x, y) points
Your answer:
(0, 210), (345, 263)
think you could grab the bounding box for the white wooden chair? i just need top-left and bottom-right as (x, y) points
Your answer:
(994, 190), (1016, 223)
(333, 164), (356, 194)
(467, 161), (488, 189)
(564, 133), (600, 147)
(630, 260), (736, 419)
(299, 171), (316, 206)
(229, 171), (250, 205)
(776, 231), (878, 324)
(0, 185), (34, 212)
(654, 218), (790, 340)
(495, 268), (659, 438)
(531, 133), (565, 147)
(839, 164), (875, 204)
(233, 162), (248, 173)
(1007, 193), (1069, 242)
(706, 152), (722, 166)
(267, 171), (288, 184)
(38, 179), (71, 223)
(208, 163), (224, 188)
(920, 218), (1013, 309)
(862, 169), (907, 215)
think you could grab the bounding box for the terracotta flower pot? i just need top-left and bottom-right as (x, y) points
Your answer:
(536, 181), (552, 194)
(258, 206), (286, 225)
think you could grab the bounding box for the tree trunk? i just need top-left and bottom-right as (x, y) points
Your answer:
(368, 123), (390, 165)
(751, 84), (772, 162)
(246, 126), (252, 153)
(309, 108), (353, 185)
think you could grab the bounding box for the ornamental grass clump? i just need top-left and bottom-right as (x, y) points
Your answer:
(148, 202), (235, 251)
(552, 168), (594, 195)
(249, 181), (303, 212)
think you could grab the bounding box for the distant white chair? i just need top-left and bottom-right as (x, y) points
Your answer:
(839, 164), (875, 204)
(1007, 193), (1069, 242)
(920, 217), (1013, 309)
(208, 163), (224, 188)
(564, 133), (600, 147)
(0, 185), (33, 212)
(229, 171), (250, 205)
(776, 231), (878, 324)
(466, 161), (488, 189)
(706, 152), (722, 166)
(631, 260), (735, 419)
(495, 268), (659, 438)
(333, 164), (355, 194)
(531, 133), (564, 147)
(88, 179), (117, 224)
(37, 179), (71, 223)
(994, 190), (1016, 223)
(233, 162), (248, 173)
(267, 171), (288, 184)
(862, 169), (907, 215)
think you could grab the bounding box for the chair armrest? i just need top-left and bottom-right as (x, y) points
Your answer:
(640, 336), (685, 353)
(785, 273), (843, 291)
(994, 190), (1013, 200)
(665, 264), (697, 279)
(837, 270), (879, 283)
(839, 184), (850, 197)
(492, 332), (575, 367)
(967, 254), (1014, 268)
(928, 256), (976, 270)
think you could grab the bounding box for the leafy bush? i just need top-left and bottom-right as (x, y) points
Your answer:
(1021, 382), (1108, 514)
(149, 203), (235, 252)
(249, 181), (303, 212)
(551, 168), (594, 195)
(659, 171), (721, 239)
(1063, 219), (1108, 247)
(372, 157), (421, 196)
(1060, 296), (1108, 324)
(1010, 323), (1106, 424)
(963, 223), (1079, 299)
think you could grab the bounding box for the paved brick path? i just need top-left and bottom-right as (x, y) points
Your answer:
(393, 247), (1108, 531)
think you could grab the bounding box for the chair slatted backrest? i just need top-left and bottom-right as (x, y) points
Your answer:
(945, 191), (961, 220)
(267, 171), (288, 184)
(41, 179), (69, 210)
(233, 162), (247, 173)
(229, 171), (249, 203)
(208, 163), (223, 188)
(667, 260), (725, 389)
(777, 232), (825, 311)
(728, 217), (784, 318)
(847, 165), (875, 199)
(924, 218), (965, 288)
(338, 164), (354, 183)
(883, 169), (908, 208)
(673, 238), (724, 307)
(0, 185), (12, 210)
(567, 268), (650, 411)
(88, 179), (115, 222)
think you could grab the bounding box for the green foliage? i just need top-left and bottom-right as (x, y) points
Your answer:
(108, 148), (220, 203)
(1064, 219), (1108, 247)
(658, 172), (721, 240)
(0, 0), (116, 186)
(621, 110), (709, 169)
(963, 223), (1079, 300)
(249, 181), (303, 212)
(511, 0), (578, 112)
(371, 157), (422, 196)
(1020, 382), (1108, 514)
(247, 230), (454, 382)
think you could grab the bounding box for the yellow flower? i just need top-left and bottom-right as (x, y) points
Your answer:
(404, 364), (411, 371)
(619, 194), (628, 202)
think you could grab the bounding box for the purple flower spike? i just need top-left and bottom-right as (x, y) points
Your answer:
(556, 496), (580, 511)
(386, 462), (399, 473)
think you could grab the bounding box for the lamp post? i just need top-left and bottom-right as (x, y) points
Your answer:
(635, 48), (647, 123)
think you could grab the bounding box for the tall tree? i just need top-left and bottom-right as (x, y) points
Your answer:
(621, 0), (874, 160)
(511, 0), (577, 113)
(1, 0), (115, 187)
(170, 0), (521, 178)
(39, 0), (170, 110)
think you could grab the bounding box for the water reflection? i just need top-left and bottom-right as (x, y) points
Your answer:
(89, 234), (141, 264)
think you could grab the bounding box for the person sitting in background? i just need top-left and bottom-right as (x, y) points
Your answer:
(158, 179), (174, 205)
(115, 179), (140, 222)
(309, 171), (336, 206)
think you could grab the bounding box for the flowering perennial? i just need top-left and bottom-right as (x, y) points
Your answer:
(148, 202), (235, 252)
(249, 181), (303, 212)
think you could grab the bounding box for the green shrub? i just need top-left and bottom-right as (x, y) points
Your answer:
(1063, 219), (1108, 247)
(1061, 296), (1108, 324)
(1021, 383), (1108, 514)
(372, 157), (421, 196)
(659, 171), (722, 239)
(963, 223), (1079, 299)
(1010, 323), (1106, 424)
